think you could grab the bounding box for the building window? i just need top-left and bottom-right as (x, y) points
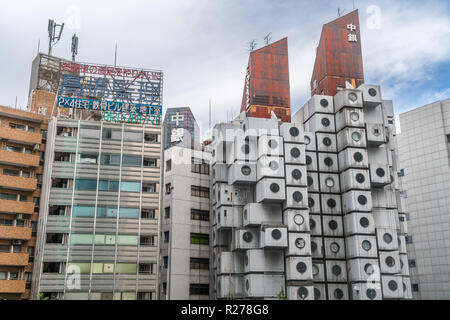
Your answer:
(15, 220), (25, 227)
(144, 133), (158, 143)
(189, 284), (209, 296)
(138, 263), (154, 274)
(49, 205), (66, 216)
(408, 259), (416, 268)
(401, 191), (408, 198)
(9, 123), (25, 130)
(3, 169), (20, 176)
(162, 282), (167, 295)
(141, 209), (155, 219)
(142, 183), (156, 193)
(0, 193), (16, 200)
(13, 245), (21, 253)
(165, 183), (171, 195)
(164, 207), (170, 219)
(79, 154), (98, 164)
(143, 158), (157, 167)
(0, 219), (14, 226)
(100, 154), (121, 165)
(190, 258), (209, 270)
(163, 256), (168, 268)
(191, 158), (209, 175)
(0, 272), (6, 280)
(406, 236), (413, 244)
(19, 195), (27, 202)
(9, 272), (19, 280)
(140, 236), (155, 246)
(0, 245), (10, 252)
(447, 134), (450, 143)
(190, 233), (209, 245)
(55, 152), (71, 162)
(405, 213), (411, 221)
(164, 231), (169, 243)
(412, 284), (419, 292)
(137, 292), (152, 300)
(191, 209), (209, 221)
(191, 186), (209, 198)
(397, 169), (405, 177)
(122, 155), (142, 167)
(6, 145), (22, 153)
(166, 159), (172, 172)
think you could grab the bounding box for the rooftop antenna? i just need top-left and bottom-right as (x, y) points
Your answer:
(338, 8), (346, 17)
(71, 34), (78, 62)
(248, 40), (257, 52)
(37, 39), (40, 54)
(209, 98), (211, 130)
(114, 43), (118, 67)
(48, 19), (64, 56)
(264, 32), (272, 46)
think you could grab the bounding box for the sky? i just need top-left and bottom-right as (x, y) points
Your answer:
(0, 0), (449, 136)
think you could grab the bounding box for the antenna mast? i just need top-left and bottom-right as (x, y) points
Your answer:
(48, 19), (64, 56)
(248, 40), (257, 52)
(71, 34), (78, 62)
(264, 32), (272, 46)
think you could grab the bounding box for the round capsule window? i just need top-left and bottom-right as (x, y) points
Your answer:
(325, 177), (335, 188)
(296, 262), (307, 274)
(330, 242), (340, 253)
(242, 232), (253, 243)
(385, 256), (396, 267)
(312, 264), (319, 276)
(328, 220), (338, 230)
(366, 289), (377, 300)
(353, 152), (363, 162)
(290, 147), (301, 158)
(309, 218), (316, 230)
(307, 176), (314, 187)
(320, 99), (329, 107)
(308, 197), (315, 208)
(311, 241), (317, 252)
(358, 195), (367, 205)
(294, 214), (304, 226)
(297, 287), (309, 299)
(241, 165), (252, 176)
(351, 131), (361, 142)
(271, 229), (282, 240)
(269, 161), (279, 171)
(270, 183), (280, 193)
(321, 118), (330, 127)
(306, 155), (312, 165)
(292, 169), (302, 180)
(323, 137), (332, 146)
(241, 144), (250, 154)
(383, 233), (393, 244)
(388, 280), (398, 291)
(324, 157), (333, 167)
(289, 127), (299, 137)
(334, 289), (344, 300)
(356, 173), (365, 183)
(376, 168), (385, 177)
(305, 136), (311, 145)
(348, 92), (358, 102)
(293, 191), (303, 202)
(368, 88), (377, 97)
(350, 111), (360, 121)
(268, 139), (278, 149)
(327, 198), (337, 208)
(332, 265), (342, 276)
(364, 263), (375, 275)
(359, 217), (370, 228)
(295, 237), (306, 249)
(362, 240), (372, 251)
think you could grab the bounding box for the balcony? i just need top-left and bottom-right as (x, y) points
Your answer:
(0, 225), (32, 240)
(0, 199), (34, 214)
(0, 252), (29, 266)
(0, 149), (40, 167)
(0, 126), (41, 145)
(0, 174), (37, 192)
(0, 280), (26, 293)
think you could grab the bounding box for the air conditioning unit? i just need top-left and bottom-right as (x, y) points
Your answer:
(342, 190), (373, 213)
(284, 143), (306, 165)
(285, 164), (307, 187)
(257, 156), (285, 180)
(283, 187), (308, 209)
(218, 251), (244, 274)
(216, 183), (253, 207)
(346, 235), (378, 258)
(319, 173), (340, 193)
(309, 215), (322, 236)
(279, 123), (304, 144)
(312, 263), (325, 282)
(316, 132), (337, 152)
(258, 135), (284, 158)
(372, 189), (396, 209)
(324, 237), (346, 259)
(286, 285), (314, 300)
(335, 107), (365, 132)
(320, 194), (342, 215)
(244, 249), (284, 273)
(381, 275), (403, 299)
(212, 163), (228, 184)
(307, 172), (319, 193)
(244, 274), (285, 298)
(12, 240), (22, 245)
(322, 215), (344, 237)
(325, 260), (347, 283)
(212, 228), (231, 247)
(304, 113), (336, 133)
(303, 95), (334, 120)
(402, 277), (413, 299)
(231, 136), (258, 163)
(370, 164), (391, 187)
(304, 132), (316, 151)
(216, 206), (243, 230)
(340, 168), (371, 192)
(312, 283), (326, 300)
(283, 209), (309, 232)
(305, 151), (318, 171)
(242, 203), (282, 227)
(228, 161), (257, 184)
(337, 127), (367, 151)
(399, 254), (410, 276)
(338, 147), (369, 171)
(285, 256), (313, 281)
(327, 283), (349, 300)
(347, 258), (380, 282)
(255, 178), (286, 203)
(308, 193), (321, 214)
(34, 143), (40, 150)
(398, 235), (407, 254)
(351, 283), (382, 300)
(344, 212), (376, 236)
(233, 228), (259, 250)
(376, 228), (399, 251)
(366, 123), (386, 147)
(317, 153), (339, 172)
(286, 232), (311, 256)
(216, 275), (244, 299)
(311, 236), (323, 258)
(260, 226), (288, 248)
(379, 251), (401, 274)
(358, 84), (382, 107)
(333, 89), (363, 112)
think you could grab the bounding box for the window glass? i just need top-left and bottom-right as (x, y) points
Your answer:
(70, 234), (93, 245)
(79, 154), (98, 164)
(0, 272), (6, 280)
(6, 145), (22, 153)
(121, 181), (141, 192)
(72, 206), (95, 217)
(75, 179), (97, 191)
(123, 131), (142, 142)
(142, 184), (156, 193)
(119, 208), (139, 219)
(3, 169), (20, 176)
(122, 155), (141, 167)
(190, 233), (209, 245)
(22, 171), (30, 178)
(117, 235), (139, 245)
(116, 263), (137, 274)
(95, 234), (106, 244)
(92, 263), (103, 273)
(79, 128), (100, 139)
(68, 263), (91, 274)
(100, 154), (121, 165)
(0, 193), (16, 200)
(96, 207), (117, 218)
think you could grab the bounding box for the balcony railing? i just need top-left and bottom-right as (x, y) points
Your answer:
(0, 225), (32, 240)
(0, 252), (29, 266)
(0, 126), (41, 145)
(0, 149), (40, 167)
(0, 280), (26, 293)
(0, 174), (37, 192)
(0, 199), (34, 214)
